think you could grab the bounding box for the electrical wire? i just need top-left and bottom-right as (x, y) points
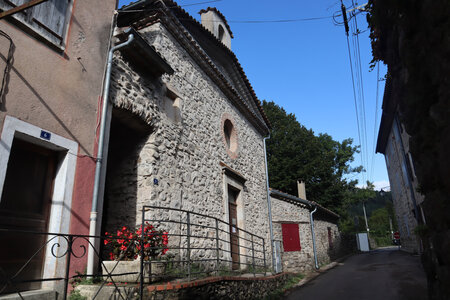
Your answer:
(369, 62), (380, 180)
(121, 5), (333, 23)
(351, 7), (369, 185)
(120, 0), (222, 11)
(339, 0), (368, 185)
(345, 23), (365, 185)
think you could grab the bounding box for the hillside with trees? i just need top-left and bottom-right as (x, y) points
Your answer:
(263, 100), (396, 244)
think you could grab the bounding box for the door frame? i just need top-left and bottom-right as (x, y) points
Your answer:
(0, 116), (78, 289)
(221, 164), (246, 269)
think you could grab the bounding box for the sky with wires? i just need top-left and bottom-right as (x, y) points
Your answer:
(118, 0), (390, 191)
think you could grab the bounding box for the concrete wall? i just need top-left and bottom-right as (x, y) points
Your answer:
(0, 0), (116, 289)
(105, 21), (271, 269)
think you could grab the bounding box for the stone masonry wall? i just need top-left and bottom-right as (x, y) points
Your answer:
(271, 196), (314, 273)
(271, 196), (343, 272)
(106, 22), (271, 269)
(313, 219), (340, 266)
(385, 127), (421, 253)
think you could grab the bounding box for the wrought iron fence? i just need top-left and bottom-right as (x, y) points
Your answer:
(0, 206), (267, 299)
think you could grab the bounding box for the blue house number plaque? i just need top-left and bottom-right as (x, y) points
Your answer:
(40, 130), (51, 140)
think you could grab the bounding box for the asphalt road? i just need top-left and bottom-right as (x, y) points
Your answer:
(284, 247), (427, 300)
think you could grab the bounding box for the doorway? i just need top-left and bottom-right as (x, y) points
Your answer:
(228, 186), (240, 270)
(102, 108), (151, 239)
(0, 138), (57, 293)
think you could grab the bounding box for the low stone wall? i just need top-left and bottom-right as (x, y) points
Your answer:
(147, 274), (290, 300)
(76, 274), (290, 300)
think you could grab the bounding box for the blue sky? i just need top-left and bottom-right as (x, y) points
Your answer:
(118, 0), (390, 191)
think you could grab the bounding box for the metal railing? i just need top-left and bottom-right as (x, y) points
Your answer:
(0, 206), (267, 299)
(140, 206), (267, 283)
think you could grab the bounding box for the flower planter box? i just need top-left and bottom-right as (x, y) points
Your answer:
(102, 260), (165, 283)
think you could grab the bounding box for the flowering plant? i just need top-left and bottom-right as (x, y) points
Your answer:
(136, 223), (169, 260)
(104, 223), (169, 261)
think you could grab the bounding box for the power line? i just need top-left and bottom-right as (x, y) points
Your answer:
(120, 0), (222, 10)
(369, 62), (380, 181)
(352, 6), (369, 185)
(120, 5), (333, 23)
(340, 0), (369, 186)
(227, 16), (332, 23)
(181, 0), (222, 7)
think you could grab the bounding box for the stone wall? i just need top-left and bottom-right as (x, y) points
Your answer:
(368, 1), (450, 297)
(384, 126), (422, 253)
(270, 195), (343, 273)
(77, 273), (290, 300)
(271, 197), (314, 273)
(148, 274), (290, 300)
(105, 21), (271, 269)
(313, 218), (341, 265)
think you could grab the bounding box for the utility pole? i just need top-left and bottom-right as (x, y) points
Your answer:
(389, 217), (393, 240)
(362, 200), (369, 233)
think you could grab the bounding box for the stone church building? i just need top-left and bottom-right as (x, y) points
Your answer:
(98, 0), (272, 270)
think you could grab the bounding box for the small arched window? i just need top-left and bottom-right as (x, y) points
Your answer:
(221, 114), (238, 159)
(218, 25), (225, 43)
(223, 119), (237, 152)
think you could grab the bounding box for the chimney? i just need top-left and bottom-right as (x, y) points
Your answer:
(297, 181), (306, 199)
(199, 7), (233, 49)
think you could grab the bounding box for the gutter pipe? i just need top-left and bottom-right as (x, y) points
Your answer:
(263, 135), (276, 272)
(310, 206), (319, 269)
(87, 33), (135, 276)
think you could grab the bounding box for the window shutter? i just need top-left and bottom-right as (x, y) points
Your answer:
(31, 0), (69, 44)
(0, 0), (29, 24)
(0, 0), (70, 46)
(281, 223), (301, 252)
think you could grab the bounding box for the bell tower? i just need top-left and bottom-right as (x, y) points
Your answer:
(199, 7), (233, 49)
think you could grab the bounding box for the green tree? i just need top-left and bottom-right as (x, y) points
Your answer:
(262, 100), (362, 212)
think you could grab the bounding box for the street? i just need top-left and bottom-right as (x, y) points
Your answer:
(284, 247), (427, 300)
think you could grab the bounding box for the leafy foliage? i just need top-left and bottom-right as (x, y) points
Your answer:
(262, 100), (362, 212)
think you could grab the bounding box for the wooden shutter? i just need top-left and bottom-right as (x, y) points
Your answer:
(0, 0), (29, 24)
(327, 227), (333, 249)
(0, 0), (69, 46)
(31, 0), (69, 43)
(281, 223), (301, 252)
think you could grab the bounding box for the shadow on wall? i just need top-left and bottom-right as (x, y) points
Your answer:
(101, 108), (152, 245)
(0, 31), (15, 112)
(327, 233), (357, 261)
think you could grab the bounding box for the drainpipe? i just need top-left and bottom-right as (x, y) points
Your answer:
(87, 33), (135, 277)
(310, 206), (319, 269)
(263, 135), (275, 272)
